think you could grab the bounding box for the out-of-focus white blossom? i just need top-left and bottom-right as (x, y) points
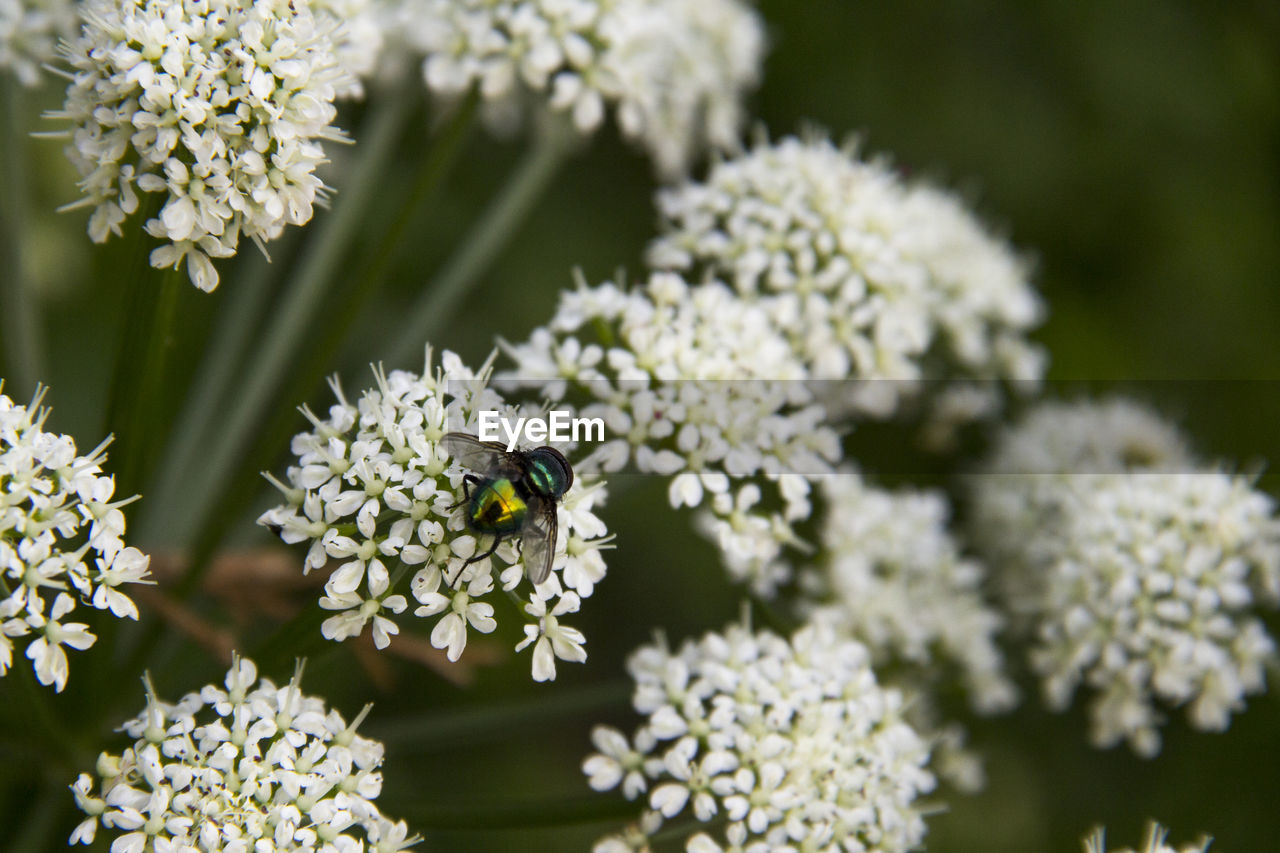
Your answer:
(68, 656), (418, 851)
(972, 398), (1280, 756)
(0, 0), (74, 86)
(314, 0), (385, 99)
(258, 349), (612, 681)
(798, 471), (1014, 793)
(0, 385), (152, 692)
(647, 133), (1045, 419)
(803, 471), (1015, 713)
(396, 0), (765, 176)
(500, 271), (841, 596)
(584, 619), (936, 852)
(1084, 823), (1212, 853)
(50, 0), (352, 291)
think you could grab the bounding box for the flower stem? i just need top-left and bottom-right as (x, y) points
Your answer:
(0, 78), (45, 395)
(114, 265), (184, 497)
(385, 120), (579, 368)
(137, 246), (283, 545)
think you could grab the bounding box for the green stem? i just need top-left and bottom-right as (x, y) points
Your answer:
(0, 78), (44, 394)
(115, 266), (183, 497)
(137, 248), (280, 545)
(99, 195), (166, 481)
(368, 678), (631, 752)
(385, 121), (579, 367)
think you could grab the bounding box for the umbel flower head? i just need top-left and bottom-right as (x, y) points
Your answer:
(1084, 822), (1212, 853)
(971, 397), (1280, 756)
(398, 0), (765, 176)
(50, 0), (352, 291)
(259, 348), (613, 682)
(0, 384), (152, 692)
(499, 270), (842, 596)
(801, 471), (1015, 710)
(0, 0), (74, 86)
(584, 618), (936, 852)
(798, 472), (1014, 793)
(69, 656), (417, 851)
(647, 133), (1045, 418)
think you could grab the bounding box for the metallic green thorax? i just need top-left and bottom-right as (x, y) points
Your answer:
(467, 478), (527, 535)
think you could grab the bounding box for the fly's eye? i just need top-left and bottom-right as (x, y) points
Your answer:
(532, 447), (573, 495)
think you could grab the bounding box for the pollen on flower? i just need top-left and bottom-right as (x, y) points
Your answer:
(395, 0), (765, 176)
(67, 657), (418, 851)
(49, 0), (355, 291)
(583, 619), (937, 852)
(0, 384), (152, 692)
(971, 397), (1280, 756)
(259, 348), (611, 681)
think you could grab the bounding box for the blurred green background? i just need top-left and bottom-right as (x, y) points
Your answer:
(2, 1), (1279, 850)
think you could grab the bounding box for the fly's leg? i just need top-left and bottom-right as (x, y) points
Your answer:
(447, 532), (504, 587)
(446, 474), (482, 511)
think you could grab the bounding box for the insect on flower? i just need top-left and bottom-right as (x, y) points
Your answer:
(441, 432), (574, 585)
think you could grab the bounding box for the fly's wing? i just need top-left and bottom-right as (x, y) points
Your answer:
(520, 496), (558, 585)
(440, 432), (516, 476)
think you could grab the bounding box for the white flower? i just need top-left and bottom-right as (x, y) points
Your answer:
(24, 592), (94, 692)
(972, 398), (1280, 756)
(802, 471), (1015, 715)
(500, 271), (842, 595)
(313, 0), (385, 99)
(50, 0), (351, 290)
(398, 0), (764, 176)
(68, 657), (418, 851)
(516, 589), (587, 682)
(1084, 822), (1212, 853)
(260, 349), (612, 681)
(0, 385), (152, 692)
(647, 133), (1045, 417)
(0, 0), (74, 86)
(584, 619), (936, 852)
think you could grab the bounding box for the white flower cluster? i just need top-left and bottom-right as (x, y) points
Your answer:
(647, 134), (1045, 417)
(398, 0), (765, 175)
(972, 398), (1280, 756)
(0, 386), (152, 692)
(1084, 823), (1212, 853)
(802, 472), (1015, 716)
(584, 620), (936, 853)
(52, 0), (352, 291)
(0, 0), (74, 86)
(69, 657), (416, 851)
(969, 396), (1197, 607)
(314, 0), (385, 100)
(500, 271), (842, 596)
(258, 349), (612, 682)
